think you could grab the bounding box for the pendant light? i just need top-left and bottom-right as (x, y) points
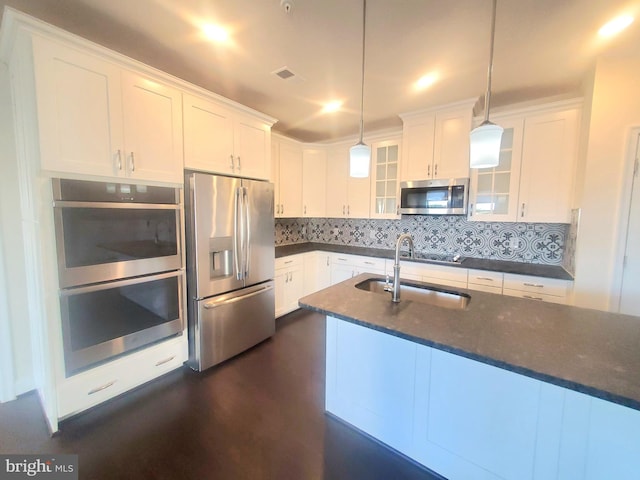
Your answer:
(350, 0), (371, 178)
(470, 0), (503, 169)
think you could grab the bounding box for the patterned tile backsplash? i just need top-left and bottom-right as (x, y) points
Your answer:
(275, 217), (570, 265)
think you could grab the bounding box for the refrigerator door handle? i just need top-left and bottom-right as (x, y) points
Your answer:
(234, 186), (243, 280)
(202, 284), (274, 309)
(243, 187), (251, 278)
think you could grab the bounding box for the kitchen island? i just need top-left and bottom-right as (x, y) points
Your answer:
(299, 274), (640, 480)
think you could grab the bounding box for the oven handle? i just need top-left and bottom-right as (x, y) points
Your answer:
(53, 200), (179, 210)
(59, 270), (183, 296)
(203, 284), (273, 310)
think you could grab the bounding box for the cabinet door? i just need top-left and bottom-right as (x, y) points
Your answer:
(518, 109), (579, 223)
(277, 143), (303, 217)
(401, 116), (435, 181)
(32, 36), (124, 177)
(303, 252), (331, 296)
(433, 106), (472, 179)
(274, 268), (287, 317)
(468, 118), (524, 222)
(371, 140), (400, 218)
(121, 71), (183, 183)
(326, 146), (349, 218)
(347, 175), (371, 218)
(183, 93), (235, 175)
(302, 149), (327, 217)
(235, 114), (271, 180)
(330, 264), (356, 285)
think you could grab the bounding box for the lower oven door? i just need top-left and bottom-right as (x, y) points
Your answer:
(60, 270), (184, 376)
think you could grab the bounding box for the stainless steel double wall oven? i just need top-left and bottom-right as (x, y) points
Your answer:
(52, 178), (184, 376)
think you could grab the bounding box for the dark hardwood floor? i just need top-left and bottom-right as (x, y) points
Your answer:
(0, 310), (443, 480)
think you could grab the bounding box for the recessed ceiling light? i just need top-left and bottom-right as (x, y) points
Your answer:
(598, 15), (634, 38)
(415, 73), (438, 91)
(202, 23), (230, 43)
(322, 100), (343, 113)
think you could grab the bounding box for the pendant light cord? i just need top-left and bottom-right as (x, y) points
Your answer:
(358, 0), (367, 143)
(484, 0), (497, 123)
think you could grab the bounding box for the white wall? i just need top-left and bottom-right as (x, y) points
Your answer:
(573, 57), (640, 311)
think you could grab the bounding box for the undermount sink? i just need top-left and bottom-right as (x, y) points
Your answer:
(355, 277), (470, 310)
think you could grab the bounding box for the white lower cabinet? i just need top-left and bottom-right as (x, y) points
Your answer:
(330, 254), (386, 285)
(57, 335), (186, 418)
(302, 251), (331, 297)
(275, 254), (304, 317)
(326, 316), (640, 480)
(503, 273), (571, 304)
(467, 268), (504, 294)
(386, 261), (468, 289)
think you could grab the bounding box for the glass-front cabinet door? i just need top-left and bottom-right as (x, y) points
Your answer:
(468, 117), (524, 222)
(370, 138), (401, 219)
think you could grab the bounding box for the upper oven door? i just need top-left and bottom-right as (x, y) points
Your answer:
(53, 200), (182, 288)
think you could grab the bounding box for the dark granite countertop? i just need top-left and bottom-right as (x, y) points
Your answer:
(276, 242), (573, 280)
(299, 274), (640, 411)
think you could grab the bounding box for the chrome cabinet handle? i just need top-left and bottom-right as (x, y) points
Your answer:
(130, 152), (135, 172)
(476, 277), (494, 281)
(281, 204), (284, 215)
(326, 256), (330, 266)
(521, 203), (526, 218)
(88, 380), (116, 395)
(364, 261), (374, 265)
(469, 203), (474, 216)
(284, 260), (293, 264)
(523, 282), (544, 288)
(230, 154), (235, 171)
(304, 205), (307, 215)
(427, 164), (431, 177)
(342, 205), (346, 215)
(116, 149), (122, 170)
(155, 355), (176, 367)
(434, 163), (438, 177)
(237, 155), (241, 170)
(347, 205), (350, 215)
(523, 295), (544, 301)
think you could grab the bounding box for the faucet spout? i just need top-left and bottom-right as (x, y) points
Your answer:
(392, 234), (414, 303)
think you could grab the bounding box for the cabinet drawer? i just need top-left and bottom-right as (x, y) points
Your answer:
(503, 274), (568, 298)
(421, 264), (468, 284)
(468, 269), (504, 289)
(331, 253), (386, 272)
(467, 283), (503, 295)
(57, 336), (185, 418)
(503, 288), (567, 305)
(275, 254), (303, 270)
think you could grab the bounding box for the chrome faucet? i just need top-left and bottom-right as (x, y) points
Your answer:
(392, 234), (414, 303)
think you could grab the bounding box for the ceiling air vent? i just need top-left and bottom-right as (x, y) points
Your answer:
(272, 67), (304, 83)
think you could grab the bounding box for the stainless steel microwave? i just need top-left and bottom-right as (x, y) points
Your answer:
(399, 178), (469, 215)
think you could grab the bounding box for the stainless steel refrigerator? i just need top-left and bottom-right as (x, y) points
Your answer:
(184, 171), (275, 371)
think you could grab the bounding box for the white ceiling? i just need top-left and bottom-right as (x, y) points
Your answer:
(1, 0), (639, 142)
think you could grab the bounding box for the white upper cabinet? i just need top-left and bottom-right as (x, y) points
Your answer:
(183, 92), (273, 180)
(468, 117), (524, 222)
(326, 145), (370, 218)
(302, 148), (327, 217)
(468, 101), (581, 223)
(32, 36), (183, 184)
(518, 108), (580, 223)
(400, 101), (474, 181)
(272, 137), (303, 218)
(370, 138), (401, 219)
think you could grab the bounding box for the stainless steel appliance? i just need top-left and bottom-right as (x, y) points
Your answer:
(399, 178), (469, 215)
(53, 178), (184, 376)
(184, 171), (275, 371)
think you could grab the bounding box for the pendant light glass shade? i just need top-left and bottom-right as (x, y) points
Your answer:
(349, 142), (371, 177)
(350, 0), (370, 178)
(470, 120), (503, 168)
(470, 0), (502, 169)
